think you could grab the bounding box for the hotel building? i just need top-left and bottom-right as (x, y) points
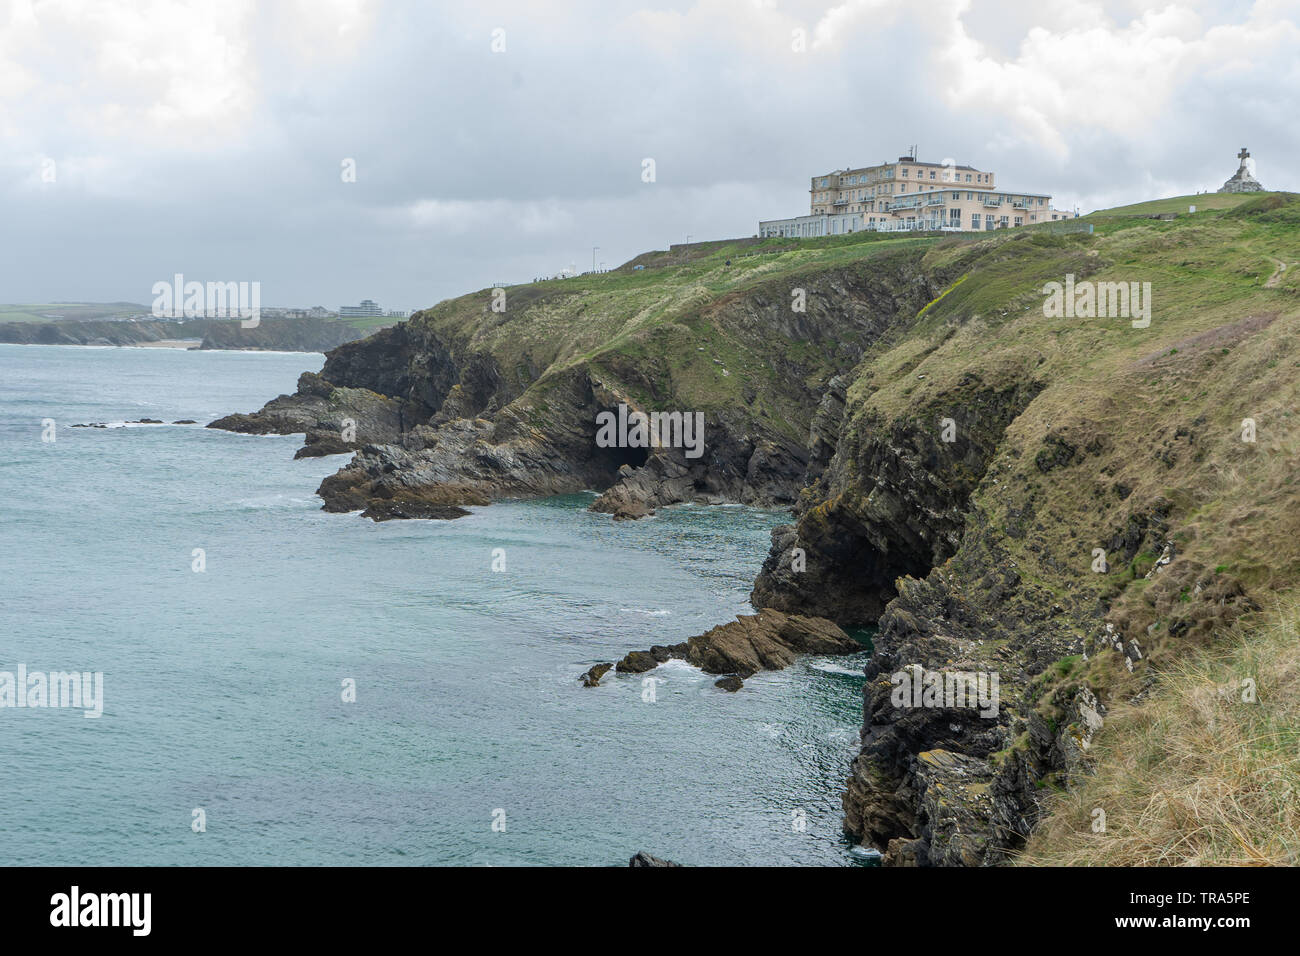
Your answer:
(759, 152), (1075, 238)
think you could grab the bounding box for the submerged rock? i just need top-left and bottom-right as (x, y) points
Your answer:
(580, 663), (613, 687)
(628, 852), (680, 867)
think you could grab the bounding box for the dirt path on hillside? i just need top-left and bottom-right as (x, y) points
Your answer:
(1266, 258), (1289, 288)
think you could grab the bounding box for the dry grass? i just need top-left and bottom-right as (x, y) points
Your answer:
(1019, 599), (1300, 865)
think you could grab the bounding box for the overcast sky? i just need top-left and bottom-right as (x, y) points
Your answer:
(2, 0), (1296, 311)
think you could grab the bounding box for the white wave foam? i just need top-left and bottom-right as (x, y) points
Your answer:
(808, 660), (867, 676)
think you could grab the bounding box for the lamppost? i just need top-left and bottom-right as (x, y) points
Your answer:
(593, 246), (599, 273)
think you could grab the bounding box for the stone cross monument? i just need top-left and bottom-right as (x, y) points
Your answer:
(1219, 146), (1265, 193)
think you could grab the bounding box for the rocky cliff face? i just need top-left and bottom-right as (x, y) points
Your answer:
(208, 196), (1300, 864)
(750, 195), (1300, 864)
(211, 245), (956, 520)
(751, 376), (1045, 622)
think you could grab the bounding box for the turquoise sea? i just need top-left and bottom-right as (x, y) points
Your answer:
(0, 343), (872, 866)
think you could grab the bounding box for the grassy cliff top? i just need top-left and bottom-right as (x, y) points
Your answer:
(0, 302), (148, 323)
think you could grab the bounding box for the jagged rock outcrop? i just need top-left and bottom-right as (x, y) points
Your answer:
(211, 247), (953, 521)
(580, 663), (613, 687)
(751, 377), (1045, 623)
(208, 371), (407, 460)
(609, 609), (861, 685)
(588, 430), (808, 519)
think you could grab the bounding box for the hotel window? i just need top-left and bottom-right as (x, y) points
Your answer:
(952, 192), (960, 200)
(1014, 217), (1023, 226)
(929, 170), (936, 179)
(902, 168), (908, 177)
(971, 215), (980, 229)
(964, 174), (971, 182)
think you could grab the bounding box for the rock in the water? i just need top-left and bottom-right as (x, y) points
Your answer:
(714, 675), (745, 692)
(628, 851), (680, 867)
(686, 609), (859, 674)
(320, 471), (490, 521)
(208, 371), (409, 451)
(359, 499), (471, 521)
(580, 663), (613, 687)
(610, 610), (859, 683)
(615, 650), (660, 673)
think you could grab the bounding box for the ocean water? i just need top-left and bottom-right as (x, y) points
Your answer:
(0, 343), (873, 866)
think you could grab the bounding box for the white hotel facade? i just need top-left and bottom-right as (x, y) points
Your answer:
(759, 153), (1076, 238)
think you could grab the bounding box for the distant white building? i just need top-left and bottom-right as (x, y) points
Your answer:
(339, 298), (384, 317)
